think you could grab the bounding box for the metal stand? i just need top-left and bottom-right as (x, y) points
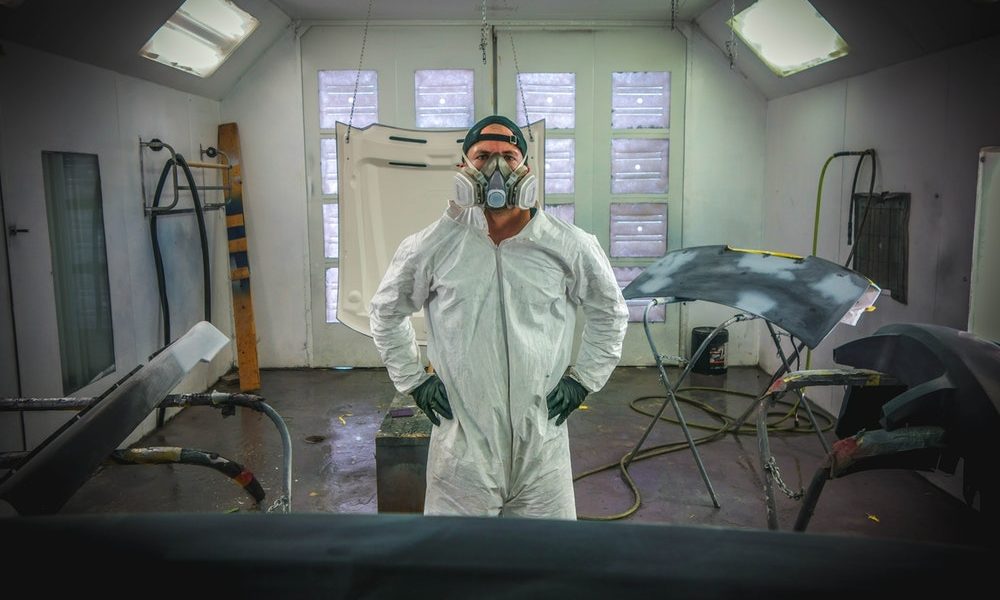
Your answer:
(748, 368), (897, 529)
(628, 300), (755, 508)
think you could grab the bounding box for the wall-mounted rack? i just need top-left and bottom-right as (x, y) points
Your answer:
(139, 137), (232, 215)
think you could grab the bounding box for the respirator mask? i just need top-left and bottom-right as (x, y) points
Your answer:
(454, 153), (537, 210)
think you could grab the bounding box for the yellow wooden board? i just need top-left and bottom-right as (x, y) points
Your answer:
(218, 122), (260, 392)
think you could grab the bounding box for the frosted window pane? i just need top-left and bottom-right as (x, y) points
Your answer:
(319, 70), (378, 130)
(325, 267), (339, 323)
(415, 69), (474, 128)
(611, 138), (669, 194)
(323, 203), (339, 259)
(610, 203), (667, 258)
(612, 71), (670, 129)
(42, 151), (116, 393)
(614, 266), (665, 323)
(321, 138), (337, 195)
(544, 138), (574, 194)
(546, 203), (575, 224)
(516, 72), (575, 129)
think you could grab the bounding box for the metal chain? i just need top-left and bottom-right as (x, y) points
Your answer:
(346, 0), (375, 143)
(725, 0), (738, 69)
(765, 456), (804, 500)
(479, 0), (489, 65)
(267, 495), (290, 513)
(508, 31), (534, 141)
(671, 0), (678, 31)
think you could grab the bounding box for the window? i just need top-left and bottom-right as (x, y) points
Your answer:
(612, 71), (670, 129)
(320, 138), (338, 195)
(544, 138), (575, 195)
(516, 72), (576, 129)
(610, 202), (667, 258)
(325, 267), (339, 324)
(42, 152), (115, 393)
(139, 0), (259, 78)
(611, 139), (669, 195)
(319, 70), (378, 130)
(318, 69), (379, 325)
(415, 69), (474, 128)
(323, 203), (339, 260)
(546, 204), (575, 224)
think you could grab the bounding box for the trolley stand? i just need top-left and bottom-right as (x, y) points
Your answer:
(730, 324), (830, 454)
(752, 368), (897, 530)
(627, 302), (755, 508)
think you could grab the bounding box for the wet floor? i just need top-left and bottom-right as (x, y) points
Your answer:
(61, 366), (986, 547)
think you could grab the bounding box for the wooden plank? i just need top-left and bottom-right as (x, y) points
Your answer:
(218, 122), (260, 392)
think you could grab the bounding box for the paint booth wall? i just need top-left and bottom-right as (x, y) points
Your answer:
(221, 27), (310, 367)
(680, 25), (766, 366)
(761, 34), (1000, 415)
(220, 24), (768, 368)
(0, 42), (234, 450)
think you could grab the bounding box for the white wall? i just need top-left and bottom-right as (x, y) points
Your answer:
(680, 25), (767, 365)
(0, 42), (234, 450)
(221, 25), (310, 367)
(762, 35), (1000, 414)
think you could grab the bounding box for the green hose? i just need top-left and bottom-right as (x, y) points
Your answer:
(575, 387), (835, 521)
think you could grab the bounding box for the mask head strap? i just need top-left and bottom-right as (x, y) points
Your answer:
(462, 115), (528, 157)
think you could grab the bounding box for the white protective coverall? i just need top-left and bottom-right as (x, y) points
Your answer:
(370, 203), (628, 518)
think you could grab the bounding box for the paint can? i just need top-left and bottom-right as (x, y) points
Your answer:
(691, 326), (728, 375)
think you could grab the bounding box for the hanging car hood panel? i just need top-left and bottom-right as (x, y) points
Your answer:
(336, 121), (546, 341)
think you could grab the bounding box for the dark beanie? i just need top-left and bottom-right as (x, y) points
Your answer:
(462, 115), (527, 156)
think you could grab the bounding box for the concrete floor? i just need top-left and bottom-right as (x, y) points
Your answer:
(62, 366), (986, 547)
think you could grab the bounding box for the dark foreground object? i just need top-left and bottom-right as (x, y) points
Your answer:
(1, 513), (992, 598)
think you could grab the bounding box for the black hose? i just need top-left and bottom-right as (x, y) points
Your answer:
(149, 154), (212, 428)
(845, 150), (877, 268)
(150, 158), (175, 345)
(175, 154), (212, 323)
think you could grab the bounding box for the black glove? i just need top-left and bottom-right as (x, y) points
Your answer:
(546, 376), (588, 426)
(410, 375), (452, 426)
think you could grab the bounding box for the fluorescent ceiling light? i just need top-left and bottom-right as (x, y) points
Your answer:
(728, 0), (849, 77)
(140, 0), (259, 78)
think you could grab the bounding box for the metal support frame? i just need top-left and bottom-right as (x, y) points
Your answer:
(750, 368), (898, 530)
(629, 300), (755, 508)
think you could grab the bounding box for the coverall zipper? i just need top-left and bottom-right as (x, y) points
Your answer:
(494, 241), (515, 497)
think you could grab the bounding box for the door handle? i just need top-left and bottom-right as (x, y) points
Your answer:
(8, 226), (29, 236)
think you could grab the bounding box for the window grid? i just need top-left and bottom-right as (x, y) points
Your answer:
(610, 202), (667, 258)
(415, 69), (475, 128)
(544, 138), (575, 195)
(319, 70), (378, 130)
(323, 203), (339, 259)
(516, 72), (576, 129)
(612, 71), (670, 130)
(321, 138), (338, 195)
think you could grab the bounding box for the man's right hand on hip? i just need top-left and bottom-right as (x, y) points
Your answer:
(411, 375), (453, 426)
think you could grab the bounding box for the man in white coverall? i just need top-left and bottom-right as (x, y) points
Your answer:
(370, 115), (628, 519)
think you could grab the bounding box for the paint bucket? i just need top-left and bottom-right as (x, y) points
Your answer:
(691, 326), (728, 375)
